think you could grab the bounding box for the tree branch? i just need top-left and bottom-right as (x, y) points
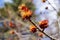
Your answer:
(28, 19), (55, 40)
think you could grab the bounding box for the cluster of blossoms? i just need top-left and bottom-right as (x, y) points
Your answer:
(9, 21), (16, 28)
(18, 4), (32, 19)
(30, 25), (37, 33)
(3, 21), (15, 34)
(30, 20), (48, 33)
(29, 25), (44, 37)
(39, 20), (48, 30)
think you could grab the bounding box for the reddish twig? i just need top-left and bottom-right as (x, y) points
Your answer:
(28, 19), (55, 40)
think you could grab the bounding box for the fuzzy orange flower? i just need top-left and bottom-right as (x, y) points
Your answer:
(20, 10), (32, 19)
(39, 20), (48, 29)
(18, 4), (32, 19)
(30, 25), (37, 33)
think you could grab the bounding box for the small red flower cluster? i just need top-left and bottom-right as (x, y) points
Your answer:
(39, 20), (48, 30)
(9, 21), (16, 28)
(29, 20), (48, 33)
(30, 25), (37, 33)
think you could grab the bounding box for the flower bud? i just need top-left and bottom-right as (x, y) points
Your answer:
(39, 20), (48, 29)
(30, 25), (37, 33)
(42, 0), (46, 3)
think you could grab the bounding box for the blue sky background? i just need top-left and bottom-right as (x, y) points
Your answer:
(0, 0), (12, 8)
(0, 0), (4, 8)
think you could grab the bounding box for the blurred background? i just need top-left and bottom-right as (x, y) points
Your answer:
(0, 0), (60, 40)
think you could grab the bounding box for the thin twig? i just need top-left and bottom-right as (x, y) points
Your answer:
(28, 19), (55, 40)
(47, 0), (57, 12)
(47, 0), (60, 39)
